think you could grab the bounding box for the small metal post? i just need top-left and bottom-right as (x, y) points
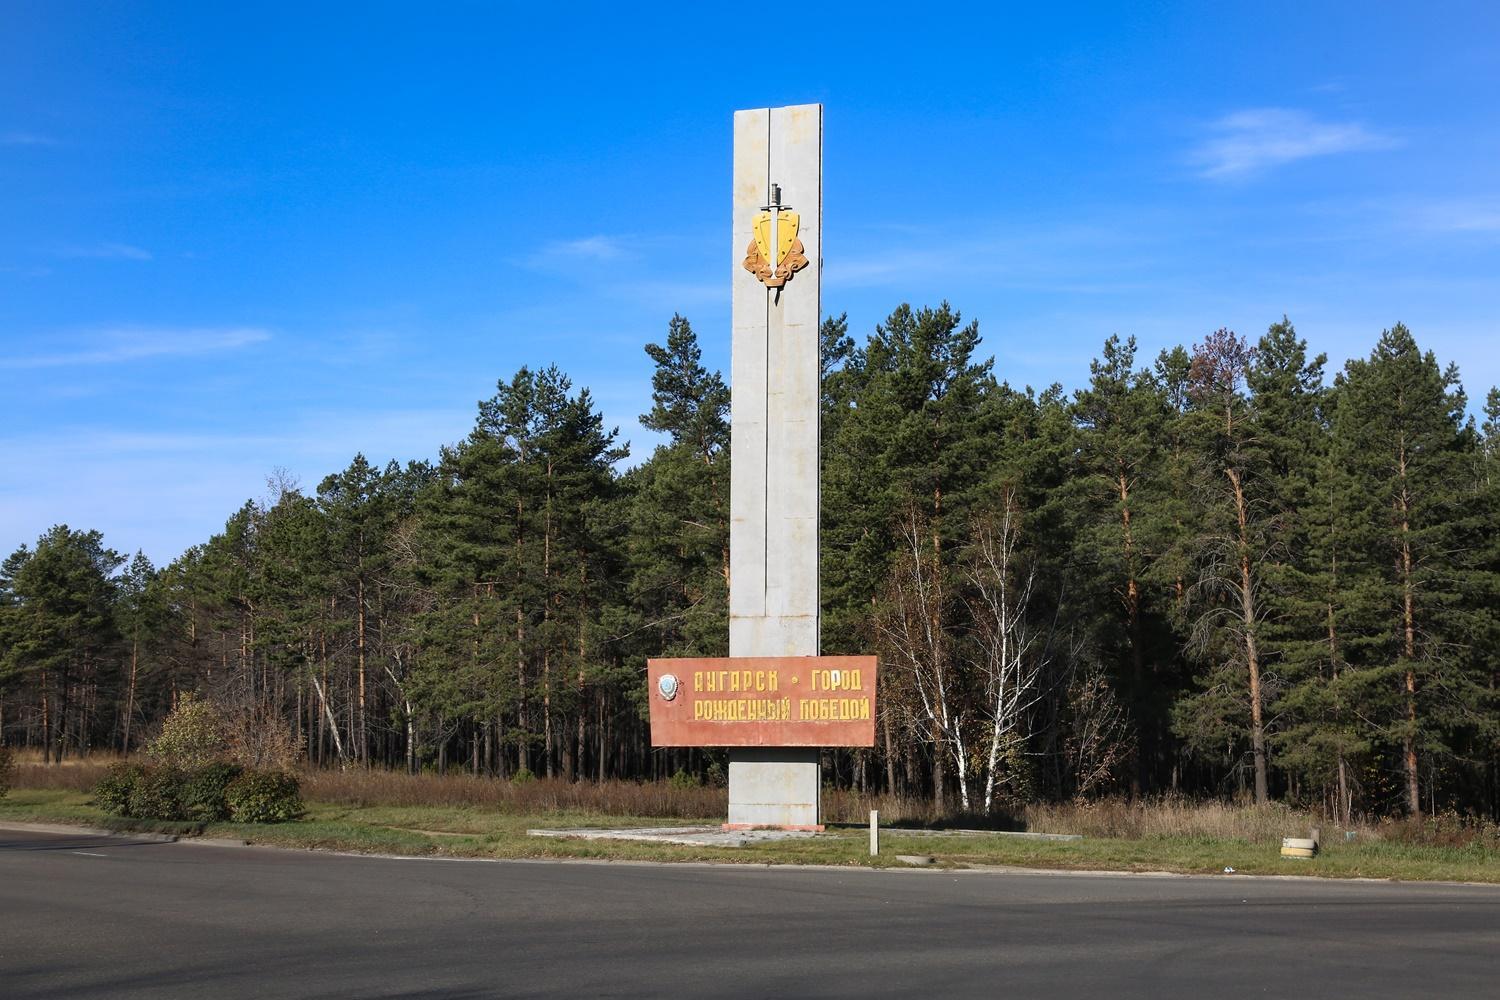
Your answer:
(869, 809), (879, 857)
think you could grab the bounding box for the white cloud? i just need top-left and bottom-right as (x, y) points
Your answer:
(1413, 199), (1500, 234)
(0, 327), (272, 369)
(0, 405), (471, 563)
(544, 235), (628, 260)
(0, 264), (54, 278)
(602, 278), (722, 308)
(1190, 108), (1397, 179)
(0, 131), (57, 146)
(824, 221), (1152, 293)
(53, 242), (153, 261)
(825, 255), (915, 286)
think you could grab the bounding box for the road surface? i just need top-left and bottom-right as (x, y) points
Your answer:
(2, 826), (1497, 998)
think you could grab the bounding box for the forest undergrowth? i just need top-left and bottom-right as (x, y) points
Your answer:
(9, 752), (1498, 853)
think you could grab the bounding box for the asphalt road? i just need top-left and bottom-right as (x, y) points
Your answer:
(2, 827), (1498, 999)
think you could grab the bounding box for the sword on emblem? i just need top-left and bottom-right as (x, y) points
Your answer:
(744, 181), (809, 298)
(767, 183), (783, 288)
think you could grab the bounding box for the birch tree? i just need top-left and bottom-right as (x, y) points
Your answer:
(876, 508), (971, 812)
(964, 499), (1048, 812)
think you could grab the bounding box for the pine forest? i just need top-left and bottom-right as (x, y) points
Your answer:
(4, 306), (1498, 821)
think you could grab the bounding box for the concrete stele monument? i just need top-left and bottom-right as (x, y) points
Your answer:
(727, 103), (824, 828)
(648, 103), (874, 830)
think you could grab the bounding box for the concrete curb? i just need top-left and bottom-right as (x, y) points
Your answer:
(0, 819), (247, 848)
(0, 820), (179, 843)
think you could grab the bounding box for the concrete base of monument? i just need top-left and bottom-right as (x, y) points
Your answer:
(721, 823), (825, 832)
(527, 826), (821, 848)
(726, 747), (821, 829)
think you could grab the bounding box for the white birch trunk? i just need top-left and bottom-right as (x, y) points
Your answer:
(310, 673), (347, 764)
(966, 500), (1046, 814)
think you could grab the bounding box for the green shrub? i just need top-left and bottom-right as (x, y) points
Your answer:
(180, 762), (244, 821)
(226, 770), (303, 823)
(94, 762), (146, 816)
(96, 761), (264, 827)
(668, 768), (701, 789)
(129, 767), (187, 820)
(96, 762), (259, 822)
(704, 761), (726, 788)
(148, 693), (226, 770)
(511, 767), (536, 784)
(0, 746), (13, 799)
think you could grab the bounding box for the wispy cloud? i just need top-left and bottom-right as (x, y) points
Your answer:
(1411, 198), (1500, 234)
(0, 327), (272, 369)
(1, 131), (57, 146)
(0, 264), (54, 278)
(543, 235), (628, 260)
(0, 405), (470, 562)
(825, 221), (1153, 293)
(52, 242), (153, 261)
(1190, 108), (1397, 179)
(602, 278), (721, 309)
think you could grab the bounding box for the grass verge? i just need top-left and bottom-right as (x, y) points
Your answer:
(4, 787), (1499, 882)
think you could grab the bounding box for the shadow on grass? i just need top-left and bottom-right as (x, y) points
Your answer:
(827, 809), (1028, 833)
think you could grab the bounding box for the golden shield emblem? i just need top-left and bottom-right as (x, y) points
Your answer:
(743, 209), (809, 288)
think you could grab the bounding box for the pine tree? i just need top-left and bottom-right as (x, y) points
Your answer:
(252, 481), (335, 765)
(1334, 325), (1477, 815)
(629, 314), (731, 660)
(318, 455), (406, 763)
(529, 370), (627, 779)
(823, 303), (996, 807)
(1150, 345), (1195, 619)
(1071, 335), (1169, 792)
(0, 527), (123, 761)
(1477, 389), (1500, 817)
(415, 365), (626, 778)
(1185, 326), (1324, 802)
(413, 404), (523, 775)
(115, 551), (165, 753)
(822, 304), (996, 629)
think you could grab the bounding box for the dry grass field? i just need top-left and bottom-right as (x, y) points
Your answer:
(4, 752), (1498, 880)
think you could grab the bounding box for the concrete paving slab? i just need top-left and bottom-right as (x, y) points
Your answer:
(527, 825), (820, 848)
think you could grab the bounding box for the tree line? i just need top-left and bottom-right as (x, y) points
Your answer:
(2, 305), (1497, 819)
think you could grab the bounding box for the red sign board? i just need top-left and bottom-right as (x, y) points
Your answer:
(647, 656), (877, 748)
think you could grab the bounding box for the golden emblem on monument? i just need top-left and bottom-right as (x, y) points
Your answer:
(743, 183), (808, 289)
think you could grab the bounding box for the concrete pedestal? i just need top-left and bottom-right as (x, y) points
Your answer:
(726, 748), (821, 830)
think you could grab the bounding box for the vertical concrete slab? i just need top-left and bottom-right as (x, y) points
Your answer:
(727, 104), (823, 828)
(729, 108), (769, 629)
(763, 103), (821, 652)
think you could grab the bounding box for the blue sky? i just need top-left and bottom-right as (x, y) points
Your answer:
(3, 2), (1498, 565)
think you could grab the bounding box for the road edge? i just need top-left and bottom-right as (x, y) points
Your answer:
(7, 818), (1500, 889)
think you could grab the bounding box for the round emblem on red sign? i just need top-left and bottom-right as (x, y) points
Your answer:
(658, 674), (680, 701)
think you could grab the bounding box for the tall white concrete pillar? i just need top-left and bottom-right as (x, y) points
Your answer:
(727, 104), (822, 828)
